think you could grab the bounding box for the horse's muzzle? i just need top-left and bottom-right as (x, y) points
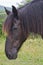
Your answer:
(5, 48), (17, 60)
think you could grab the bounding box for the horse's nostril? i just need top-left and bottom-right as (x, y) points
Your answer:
(8, 52), (13, 59)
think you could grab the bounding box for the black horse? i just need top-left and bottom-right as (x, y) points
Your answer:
(2, 0), (43, 59)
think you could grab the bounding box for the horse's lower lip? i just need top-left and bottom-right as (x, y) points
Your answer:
(8, 57), (17, 60)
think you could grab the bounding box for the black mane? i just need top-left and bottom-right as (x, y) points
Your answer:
(18, 0), (43, 38)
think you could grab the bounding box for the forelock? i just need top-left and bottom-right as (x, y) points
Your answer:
(2, 13), (14, 35)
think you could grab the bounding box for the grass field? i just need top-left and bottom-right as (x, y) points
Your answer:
(0, 11), (43, 65)
(0, 35), (43, 65)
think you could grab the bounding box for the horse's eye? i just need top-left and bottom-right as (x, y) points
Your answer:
(14, 27), (17, 30)
(13, 26), (17, 30)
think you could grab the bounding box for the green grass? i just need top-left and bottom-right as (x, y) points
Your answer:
(0, 34), (43, 65)
(0, 11), (6, 36)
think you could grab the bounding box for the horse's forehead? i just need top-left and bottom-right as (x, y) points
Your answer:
(7, 13), (14, 19)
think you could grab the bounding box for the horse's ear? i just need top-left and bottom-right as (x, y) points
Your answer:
(12, 6), (18, 19)
(4, 7), (10, 15)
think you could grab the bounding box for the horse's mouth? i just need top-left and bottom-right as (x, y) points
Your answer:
(7, 53), (17, 60)
(6, 51), (17, 60)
